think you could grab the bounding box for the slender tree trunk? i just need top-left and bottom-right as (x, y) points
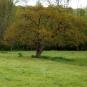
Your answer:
(11, 47), (13, 50)
(35, 45), (44, 58)
(76, 46), (79, 51)
(24, 44), (28, 51)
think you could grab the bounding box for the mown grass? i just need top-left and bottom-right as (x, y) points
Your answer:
(0, 51), (87, 87)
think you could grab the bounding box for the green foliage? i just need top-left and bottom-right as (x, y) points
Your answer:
(18, 53), (22, 57)
(0, 0), (16, 46)
(3, 5), (87, 56)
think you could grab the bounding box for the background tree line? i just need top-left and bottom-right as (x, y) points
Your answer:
(0, 0), (87, 55)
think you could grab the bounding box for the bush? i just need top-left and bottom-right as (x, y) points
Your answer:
(18, 53), (22, 57)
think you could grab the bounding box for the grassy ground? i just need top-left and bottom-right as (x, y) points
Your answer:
(0, 51), (87, 87)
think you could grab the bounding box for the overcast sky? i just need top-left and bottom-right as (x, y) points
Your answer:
(16, 0), (87, 8)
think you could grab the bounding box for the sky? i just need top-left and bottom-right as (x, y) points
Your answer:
(16, 0), (87, 8)
(69, 0), (87, 8)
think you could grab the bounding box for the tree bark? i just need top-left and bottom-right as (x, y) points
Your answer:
(35, 45), (44, 58)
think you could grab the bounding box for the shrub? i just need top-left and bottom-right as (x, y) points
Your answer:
(18, 53), (22, 57)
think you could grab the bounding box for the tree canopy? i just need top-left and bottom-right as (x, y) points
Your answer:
(4, 5), (87, 57)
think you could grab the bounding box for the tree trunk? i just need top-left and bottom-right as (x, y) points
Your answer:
(76, 46), (79, 51)
(24, 44), (28, 51)
(35, 45), (44, 58)
(11, 47), (13, 50)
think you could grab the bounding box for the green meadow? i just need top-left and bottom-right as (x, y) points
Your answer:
(0, 51), (87, 87)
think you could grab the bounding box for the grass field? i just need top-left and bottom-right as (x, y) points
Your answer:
(0, 51), (87, 87)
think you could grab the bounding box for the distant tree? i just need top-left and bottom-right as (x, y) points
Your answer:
(47, 0), (70, 7)
(0, 0), (17, 45)
(53, 15), (87, 50)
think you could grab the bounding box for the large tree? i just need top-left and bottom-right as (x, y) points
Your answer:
(4, 5), (87, 57)
(4, 5), (53, 57)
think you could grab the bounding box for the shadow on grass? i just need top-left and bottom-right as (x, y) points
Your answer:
(39, 56), (87, 66)
(39, 56), (75, 62)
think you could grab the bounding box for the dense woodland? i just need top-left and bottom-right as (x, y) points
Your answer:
(0, 0), (87, 57)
